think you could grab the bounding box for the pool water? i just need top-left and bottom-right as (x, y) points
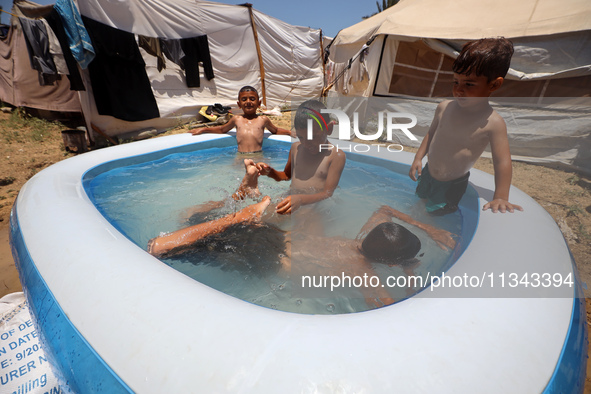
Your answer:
(86, 141), (470, 314)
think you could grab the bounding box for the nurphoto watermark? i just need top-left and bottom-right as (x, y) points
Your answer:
(301, 101), (419, 153)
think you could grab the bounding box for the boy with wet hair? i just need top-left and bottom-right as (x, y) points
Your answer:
(255, 99), (346, 215)
(147, 195), (455, 308)
(409, 37), (522, 215)
(189, 85), (291, 153)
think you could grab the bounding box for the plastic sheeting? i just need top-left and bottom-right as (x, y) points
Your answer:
(0, 292), (65, 394)
(0, 16), (80, 112)
(325, 95), (591, 175)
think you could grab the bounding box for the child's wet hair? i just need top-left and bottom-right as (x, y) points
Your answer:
(294, 99), (332, 131)
(452, 37), (514, 81)
(360, 222), (421, 266)
(239, 85), (259, 98)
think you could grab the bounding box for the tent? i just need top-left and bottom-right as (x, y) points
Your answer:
(2, 0), (326, 138)
(0, 4), (80, 112)
(326, 0), (591, 174)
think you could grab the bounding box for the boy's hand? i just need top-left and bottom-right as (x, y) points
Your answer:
(190, 127), (208, 136)
(424, 228), (456, 250)
(409, 160), (423, 181)
(256, 162), (271, 176)
(276, 195), (301, 215)
(483, 199), (523, 213)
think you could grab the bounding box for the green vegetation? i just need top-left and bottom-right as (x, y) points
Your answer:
(567, 174), (580, 185)
(566, 204), (585, 217)
(1, 108), (64, 143)
(364, 0), (400, 18)
(376, 0), (400, 13)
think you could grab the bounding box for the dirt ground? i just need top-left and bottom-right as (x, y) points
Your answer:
(1, 110), (590, 390)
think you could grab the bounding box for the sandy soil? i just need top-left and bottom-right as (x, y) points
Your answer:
(0, 110), (590, 390)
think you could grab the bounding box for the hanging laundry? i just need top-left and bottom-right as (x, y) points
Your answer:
(180, 35), (214, 87)
(348, 45), (370, 94)
(160, 36), (214, 87)
(18, 17), (59, 86)
(138, 35), (166, 72)
(82, 16), (160, 122)
(40, 19), (67, 75)
(43, 8), (85, 91)
(53, 0), (94, 69)
(160, 38), (185, 68)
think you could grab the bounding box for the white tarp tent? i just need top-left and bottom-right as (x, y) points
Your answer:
(78, 0), (325, 137)
(10, 0), (325, 138)
(326, 0), (591, 174)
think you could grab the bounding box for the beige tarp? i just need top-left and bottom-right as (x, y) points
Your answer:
(334, 0), (591, 50)
(0, 13), (80, 112)
(329, 0), (591, 93)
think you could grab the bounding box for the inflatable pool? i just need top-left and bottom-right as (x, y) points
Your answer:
(10, 133), (587, 393)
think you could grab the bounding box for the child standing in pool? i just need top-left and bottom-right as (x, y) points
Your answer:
(189, 86), (291, 153)
(409, 37), (523, 215)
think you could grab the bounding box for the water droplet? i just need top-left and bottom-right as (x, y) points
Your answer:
(295, 299), (302, 306)
(326, 303), (335, 312)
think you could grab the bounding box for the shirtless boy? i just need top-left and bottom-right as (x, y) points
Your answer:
(255, 99), (347, 215)
(189, 86), (291, 153)
(409, 37), (523, 214)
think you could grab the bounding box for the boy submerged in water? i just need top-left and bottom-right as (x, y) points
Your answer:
(409, 37), (523, 215)
(189, 86), (291, 153)
(147, 193), (456, 307)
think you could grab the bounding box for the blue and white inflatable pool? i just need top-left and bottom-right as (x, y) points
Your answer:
(9, 133), (587, 393)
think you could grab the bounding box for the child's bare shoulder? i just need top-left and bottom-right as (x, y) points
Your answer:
(486, 109), (508, 134)
(330, 146), (346, 162)
(434, 99), (454, 118)
(437, 99), (454, 111)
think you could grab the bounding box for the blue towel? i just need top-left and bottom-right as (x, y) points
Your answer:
(54, 0), (95, 69)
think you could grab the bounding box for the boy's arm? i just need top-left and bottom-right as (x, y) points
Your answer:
(358, 205), (456, 250)
(189, 117), (236, 136)
(483, 121), (523, 213)
(409, 101), (445, 181)
(257, 146), (293, 182)
(264, 117), (292, 136)
(276, 150), (346, 214)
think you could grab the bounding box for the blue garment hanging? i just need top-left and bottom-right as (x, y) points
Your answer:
(53, 0), (94, 69)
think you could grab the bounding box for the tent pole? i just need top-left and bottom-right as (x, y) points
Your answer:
(320, 29), (326, 94)
(372, 35), (388, 97)
(245, 4), (267, 108)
